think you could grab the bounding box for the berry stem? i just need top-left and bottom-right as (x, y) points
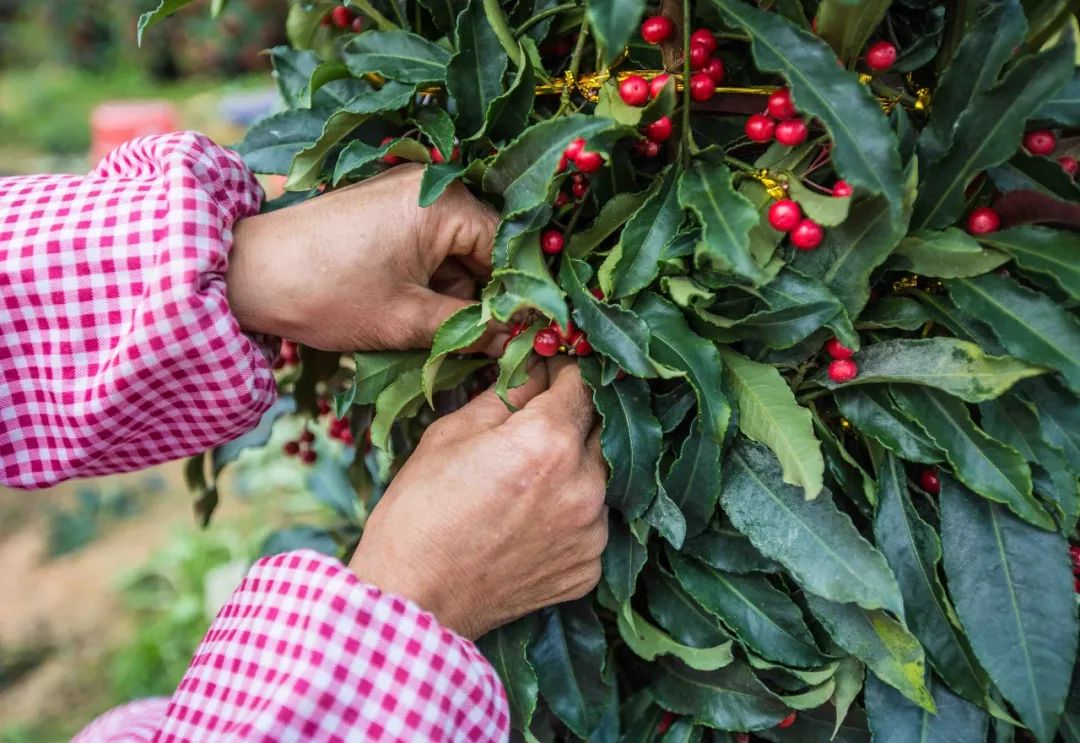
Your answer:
(514, 3), (578, 36)
(723, 155), (757, 175)
(679, 0), (694, 169)
(558, 19), (591, 115)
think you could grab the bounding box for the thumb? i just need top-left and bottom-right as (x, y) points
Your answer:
(399, 289), (508, 355)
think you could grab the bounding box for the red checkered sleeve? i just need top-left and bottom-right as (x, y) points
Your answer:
(0, 131), (277, 488)
(73, 550), (510, 742)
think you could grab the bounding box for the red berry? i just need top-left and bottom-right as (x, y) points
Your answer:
(1059, 156), (1078, 177)
(556, 155), (568, 173)
(300, 429), (316, 444)
(690, 28), (718, 53)
(689, 43), (711, 70)
(778, 711), (798, 729)
(568, 331), (593, 356)
(554, 191), (570, 208)
(330, 5), (354, 29)
(635, 139), (661, 157)
(775, 118), (808, 146)
(283, 440), (301, 456)
(300, 449), (318, 464)
(966, 207), (1001, 235)
(828, 359), (858, 383)
(641, 16), (673, 44)
(533, 328), (561, 357)
(317, 398), (332, 416)
(768, 199), (802, 232)
(657, 711), (676, 735)
(703, 57), (726, 84)
(745, 114), (776, 142)
(552, 319), (575, 341)
(1075, 576), (1080, 594)
(619, 75), (650, 106)
(379, 135), (402, 165)
(541, 229), (565, 255)
(649, 74), (672, 99)
(510, 322), (525, 337)
(688, 73), (715, 102)
(645, 115), (673, 143)
(734, 735), (750, 743)
(565, 137), (586, 162)
(865, 41), (897, 71)
(824, 337), (854, 360)
(791, 218), (825, 250)
(575, 150), (604, 173)
(919, 468), (941, 495)
(767, 88), (797, 120)
(1024, 129), (1056, 157)
(591, 287), (605, 300)
(338, 428), (355, 446)
(832, 180), (854, 198)
(430, 144), (460, 164)
(351, 16), (363, 32)
(1069, 544), (1080, 572)
(572, 179), (589, 199)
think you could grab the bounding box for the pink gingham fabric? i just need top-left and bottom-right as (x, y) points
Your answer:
(0, 131), (276, 488)
(73, 550), (510, 742)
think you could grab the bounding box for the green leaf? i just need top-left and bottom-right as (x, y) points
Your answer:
(599, 169), (682, 299)
(941, 476), (1079, 742)
(723, 439), (904, 616)
(137, 0), (197, 44)
(580, 358), (664, 519)
(491, 204), (551, 268)
(635, 293), (730, 442)
(873, 453), (989, 704)
(416, 0), (461, 34)
(413, 106), (456, 161)
(419, 162), (467, 207)
(678, 161), (768, 284)
(707, 0), (904, 221)
(446, 0), (507, 139)
(786, 176), (852, 227)
(1016, 377), (1080, 472)
(683, 526), (780, 575)
(865, 674), (988, 743)
(646, 572), (734, 648)
(484, 115), (615, 217)
(486, 267), (569, 331)
(602, 515), (648, 605)
(891, 229), (1010, 278)
(913, 37), (1074, 229)
(495, 324), (541, 408)
(567, 191), (648, 259)
(561, 259), (664, 379)
(805, 594), (934, 712)
(370, 359), (487, 450)
(660, 420), (722, 539)
(529, 599), (613, 738)
(669, 553), (827, 669)
(651, 659), (790, 731)
(348, 351), (427, 405)
(587, 0), (645, 66)
(342, 31), (452, 83)
(818, 337), (1046, 403)
(236, 109), (329, 175)
(1035, 69), (1080, 126)
(976, 226), (1080, 300)
(917, 0), (1028, 166)
(949, 273), (1080, 393)
(616, 604), (734, 672)
(814, 0), (889, 62)
(477, 618), (539, 734)
(889, 385), (1053, 530)
(837, 388), (943, 465)
(645, 485), (688, 549)
(832, 657), (867, 739)
(915, 292), (1005, 355)
(484, 49), (535, 142)
(421, 304), (485, 405)
(719, 350), (823, 498)
(857, 297), (932, 332)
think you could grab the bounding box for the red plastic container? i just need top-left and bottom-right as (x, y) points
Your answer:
(90, 101), (180, 165)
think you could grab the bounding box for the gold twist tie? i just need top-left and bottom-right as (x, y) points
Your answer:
(754, 168), (787, 199)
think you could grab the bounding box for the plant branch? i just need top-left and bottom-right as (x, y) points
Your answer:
(515, 3), (578, 37)
(679, 0), (693, 168)
(557, 19), (590, 114)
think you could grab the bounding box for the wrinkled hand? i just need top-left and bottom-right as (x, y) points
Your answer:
(228, 164), (502, 352)
(349, 357), (609, 639)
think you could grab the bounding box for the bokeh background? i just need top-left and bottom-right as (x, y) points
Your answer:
(0, 2), (353, 739)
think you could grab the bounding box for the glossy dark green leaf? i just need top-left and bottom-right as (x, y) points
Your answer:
(477, 618), (538, 733)
(731, 267), (858, 351)
(655, 384), (696, 434)
(991, 152), (1080, 202)
(484, 115), (615, 217)
(495, 324), (540, 408)
(651, 659), (789, 731)
(817, 337), (1046, 403)
(719, 350), (823, 498)
(976, 226), (1080, 299)
(890, 384), (1053, 530)
(831, 657), (866, 739)
(602, 515), (648, 605)
(913, 37), (1074, 229)
(491, 204), (551, 267)
(587, 0), (645, 65)
(786, 177), (852, 227)
(917, 0), (1027, 166)
(421, 303), (485, 405)
(865, 674), (988, 743)
(723, 439), (904, 616)
(484, 51), (535, 143)
(349, 351), (428, 405)
(342, 30), (453, 83)
(678, 161), (768, 284)
(636, 293), (729, 442)
(837, 388), (942, 465)
(137, 0), (197, 43)
(416, 0), (462, 33)
(814, 0), (889, 62)
(914, 292), (1005, 354)
(567, 192), (648, 259)
(707, 0), (904, 220)
(857, 297), (932, 331)
(949, 273), (1080, 393)
(1016, 377), (1080, 472)
(940, 476), (1078, 742)
(413, 106), (456, 161)
(683, 526), (780, 575)
(645, 484), (688, 550)
(874, 453), (988, 704)
(1035, 69), (1080, 126)
(1061, 661), (1080, 742)
(891, 228), (1010, 278)
(758, 704), (872, 743)
(529, 599), (613, 738)
(814, 414), (877, 512)
(370, 359), (487, 450)
(580, 357), (664, 519)
(486, 267), (569, 331)
(660, 420), (722, 539)
(646, 571), (732, 649)
(418, 162), (467, 207)
(446, 0), (507, 138)
(670, 553), (827, 668)
(236, 109), (329, 175)
(805, 594), (933, 711)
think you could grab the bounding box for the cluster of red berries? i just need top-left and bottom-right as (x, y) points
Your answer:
(919, 466), (941, 495)
(553, 170), (590, 208)
(323, 4), (363, 32)
(639, 18), (724, 103)
(1021, 128), (1078, 177)
(1070, 544), (1080, 593)
(768, 197), (827, 250)
(824, 336), (858, 383)
(633, 114), (674, 157)
(746, 89), (808, 146)
(283, 427), (319, 464)
(531, 320), (593, 357)
(273, 339), (300, 370)
(558, 136), (604, 175)
(865, 41), (897, 71)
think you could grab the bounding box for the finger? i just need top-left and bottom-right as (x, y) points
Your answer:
(580, 425), (608, 490)
(453, 358), (549, 429)
(523, 356), (596, 441)
(398, 289), (478, 349)
(430, 259), (477, 300)
(442, 188), (499, 272)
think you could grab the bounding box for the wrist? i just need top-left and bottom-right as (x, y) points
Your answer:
(227, 210), (306, 340)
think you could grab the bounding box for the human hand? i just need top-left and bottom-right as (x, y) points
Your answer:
(349, 357), (608, 639)
(227, 164), (502, 352)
